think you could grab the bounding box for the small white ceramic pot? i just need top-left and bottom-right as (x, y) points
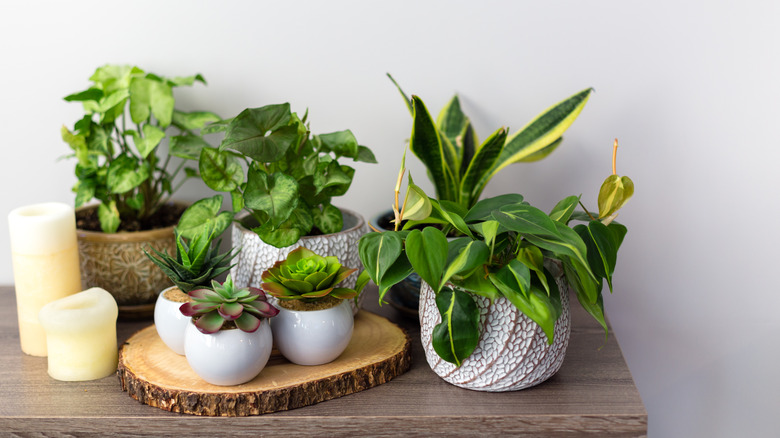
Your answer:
(231, 208), (368, 315)
(271, 299), (353, 366)
(184, 319), (273, 386)
(419, 276), (571, 392)
(153, 286), (191, 355)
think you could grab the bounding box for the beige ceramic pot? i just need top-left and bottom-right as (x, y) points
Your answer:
(76, 205), (180, 319)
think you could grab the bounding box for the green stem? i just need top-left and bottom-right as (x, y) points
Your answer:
(578, 201), (597, 221)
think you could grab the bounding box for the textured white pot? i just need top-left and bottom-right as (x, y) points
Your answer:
(184, 319), (273, 386)
(419, 278), (571, 392)
(153, 286), (191, 355)
(230, 208), (368, 315)
(270, 299), (353, 365)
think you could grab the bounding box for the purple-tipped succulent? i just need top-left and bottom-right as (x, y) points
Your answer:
(180, 274), (279, 334)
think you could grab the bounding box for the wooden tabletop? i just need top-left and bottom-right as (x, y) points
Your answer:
(0, 285), (646, 437)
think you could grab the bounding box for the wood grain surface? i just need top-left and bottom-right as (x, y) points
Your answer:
(118, 312), (411, 415)
(0, 285), (647, 436)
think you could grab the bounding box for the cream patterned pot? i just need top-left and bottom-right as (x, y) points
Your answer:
(230, 208), (368, 313)
(419, 276), (571, 392)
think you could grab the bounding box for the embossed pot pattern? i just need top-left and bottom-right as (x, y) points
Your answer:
(230, 208), (368, 314)
(419, 278), (571, 392)
(77, 225), (175, 307)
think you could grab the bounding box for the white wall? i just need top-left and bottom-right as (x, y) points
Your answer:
(1, 1), (778, 436)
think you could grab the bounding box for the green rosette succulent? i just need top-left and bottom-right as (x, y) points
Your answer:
(260, 247), (366, 301)
(180, 274), (279, 334)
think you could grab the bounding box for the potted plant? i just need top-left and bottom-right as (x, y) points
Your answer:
(60, 64), (219, 317)
(179, 274), (279, 386)
(260, 247), (370, 365)
(180, 103), (376, 311)
(378, 75), (593, 312)
(144, 195), (239, 355)
(359, 141), (634, 391)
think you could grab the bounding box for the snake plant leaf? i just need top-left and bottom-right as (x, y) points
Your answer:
(442, 240), (489, 287)
(402, 174), (432, 221)
(514, 137), (564, 163)
(598, 175), (635, 219)
(97, 201), (120, 233)
(549, 195), (581, 224)
(319, 130), (359, 159)
(481, 88), (592, 183)
(387, 73), (413, 115)
(432, 286), (480, 367)
(436, 95), (469, 152)
(244, 169), (299, 228)
(406, 228), (448, 293)
(493, 203), (560, 237)
(177, 195), (234, 239)
(234, 312), (262, 333)
(199, 147), (244, 192)
(464, 194), (525, 223)
(459, 127), (507, 207)
(219, 104), (298, 161)
(410, 95), (459, 202)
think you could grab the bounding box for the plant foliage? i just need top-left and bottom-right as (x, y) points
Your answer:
(61, 65), (219, 233)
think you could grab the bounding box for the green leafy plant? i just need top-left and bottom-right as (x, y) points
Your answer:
(388, 74), (592, 213)
(144, 200), (238, 293)
(180, 274), (279, 334)
(181, 103), (377, 248)
(261, 247), (371, 303)
(359, 141), (634, 366)
(61, 64), (220, 233)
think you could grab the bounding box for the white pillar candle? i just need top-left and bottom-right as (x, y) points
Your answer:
(38, 287), (119, 381)
(8, 202), (82, 356)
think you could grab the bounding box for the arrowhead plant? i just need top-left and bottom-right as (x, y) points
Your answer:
(180, 274), (279, 334)
(61, 64), (220, 233)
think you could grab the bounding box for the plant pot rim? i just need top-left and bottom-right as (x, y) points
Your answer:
(75, 201), (187, 242)
(234, 206), (365, 240)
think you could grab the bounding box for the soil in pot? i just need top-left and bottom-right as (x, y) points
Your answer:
(76, 203), (186, 232)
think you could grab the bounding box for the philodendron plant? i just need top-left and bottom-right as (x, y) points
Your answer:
(388, 74), (592, 213)
(180, 274), (279, 334)
(61, 64), (220, 232)
(261, 247), (370, 304)
(359, 141), (634, 366)
(180, 103), (377, 248)
(144, 199), (238, 293)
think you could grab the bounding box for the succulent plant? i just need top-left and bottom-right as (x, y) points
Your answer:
(144, 225), (238, 293)
(180, 274), (279, 334)
(261, 247), (369, 302)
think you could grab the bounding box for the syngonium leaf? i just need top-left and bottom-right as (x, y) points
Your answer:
(97, 201), (120, 233)
(432, 286), (480, 367)
(219, 104), (299, 162)
(244, 168), (299, 228)
(107, 155), (149, 194)
(405, 228), (448, 293)
(129, 76), (175, 127)
(172, 110), (221, 131)
(199, 147), (243, 192)
(177, 195), (234, 239)
(170, 134), (212, 160)
(311, 204), (343, 235)
(318, 130), (359, 159)
(131, 124), (166, 159)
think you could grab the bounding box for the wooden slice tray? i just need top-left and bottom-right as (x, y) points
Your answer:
(117, 311), (411, 416)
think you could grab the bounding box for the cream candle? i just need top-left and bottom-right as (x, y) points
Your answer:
(8, 202), (82, 356)
(38, 288), (118, 381)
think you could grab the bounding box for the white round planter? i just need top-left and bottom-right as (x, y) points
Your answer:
(270, 299), (353, 365)
(230, 208), (368, 314)
(153, 286), (191, 355)
(184, 319), (273, 386)
(419, 278), (571, 392)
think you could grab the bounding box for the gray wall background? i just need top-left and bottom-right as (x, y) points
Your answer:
(1, 1), (778, 436)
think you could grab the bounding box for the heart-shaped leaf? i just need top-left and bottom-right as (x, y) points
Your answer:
(432, 286), (480, 367)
